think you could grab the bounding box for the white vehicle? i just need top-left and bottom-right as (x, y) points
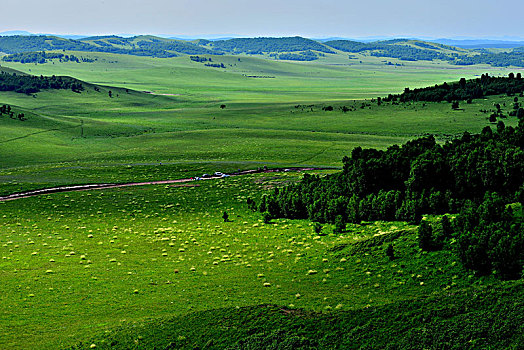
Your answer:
(214, 172), (224, 176)
(221, 174), (230, 178)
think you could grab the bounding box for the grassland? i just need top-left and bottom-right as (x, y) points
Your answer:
(0, 51), (523, 348)
(2, 171), (521, 349)
(0, 51), (522, 194)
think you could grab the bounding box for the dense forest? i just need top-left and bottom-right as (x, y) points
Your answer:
(325, 39), (524, 67)
(2, 51), (95, 64)
(271, 50), (320, 61)
(325, 40), (453, 61)
(0, 35), (215, 58)
(256, 78), (524, 279)
(453, 50), (524, 67)
(205, 36), (335, 54)
(0, 72), (84, 94)
(386, 73), (524, 103)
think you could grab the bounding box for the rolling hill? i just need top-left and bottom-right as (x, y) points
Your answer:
(1, 34), (524, 66)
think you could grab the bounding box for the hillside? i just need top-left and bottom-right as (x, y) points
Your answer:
(2, 35), (524, 66)
(0, 35), (216, 58)
(0, 55), (523, 348)
(324, 39), (524, 67)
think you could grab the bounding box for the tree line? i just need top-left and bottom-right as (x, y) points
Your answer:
(0, 72), (84, 94)
(0, 104), (26, 120)
(255, 92), (524, 278)
(385, 73), (524, 103)
(2, 52), (95, 64)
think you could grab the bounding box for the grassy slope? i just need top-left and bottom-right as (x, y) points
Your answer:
(68, 283), (523, 349)
(0, 53), (522, 196)
(1, 171), (520, 349)
(0, 53), (523, 349)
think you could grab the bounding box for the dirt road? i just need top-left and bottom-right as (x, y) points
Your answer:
(0, 167), (331, 202)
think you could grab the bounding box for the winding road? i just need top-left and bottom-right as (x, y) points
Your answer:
(0, 167), (331, 202)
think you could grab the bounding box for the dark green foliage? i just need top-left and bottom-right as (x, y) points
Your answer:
(205, 62), (226, 68)
(189, 55), (211, 63)
(0, 35), (215, 58)
(418, 220), (442, 251)
(2, 51), (94, 64)
(208, 36), (335, 54)
(0, 71), (84, 94)
(273, 50), (319, 61)
(0, 35), (93, 53)
(258, 120), (523, 227)
(246, 197), (257, 211)
(229, 330), (317, 350)
(262, 211), (272, 224)
(325, 40), (450, 61)
(456, 194), (523, 278)
(387, 74), (524, 103)
(333, 215), (346, 234)
(385, 243), (395, 260)
(453, 50), (524, 67)
(326, 39), (524, 67)
(313, 222), (323, 234)
(256, 92), (524, 278)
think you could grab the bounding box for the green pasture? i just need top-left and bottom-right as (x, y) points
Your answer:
(0, 51), (522, 349)
(0, 171), (499, 349)
(2, 51), (521, 102)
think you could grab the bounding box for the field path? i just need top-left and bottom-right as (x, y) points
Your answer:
(0, 167), (331, 202)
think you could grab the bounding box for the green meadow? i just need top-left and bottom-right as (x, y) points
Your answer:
(0, 52), (522, 193)
(2, 172), (519, 349)
(0, 52), (523, 348)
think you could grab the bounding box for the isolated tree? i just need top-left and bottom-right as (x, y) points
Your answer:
(333, 215), (346, 234)
(517, 108), (524, 120)
(497, 121), (506, 134)
(222, 211), (229, 222)
(385, 244), (395, 260)
(262, 211), (272, 224)
(418, 220), (436, 251)
(451, 101), (459, 110)
(108, 90), (113, 98)
(220, 104), (226, 109)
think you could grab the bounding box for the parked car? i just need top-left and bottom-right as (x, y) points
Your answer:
(214, 172), (224, 176)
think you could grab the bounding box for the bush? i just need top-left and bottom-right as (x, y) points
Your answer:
(333, 215), (346, 234)
(262, 211), (272, 224)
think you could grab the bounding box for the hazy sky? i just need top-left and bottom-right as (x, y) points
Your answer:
(2, 0), (524, 39)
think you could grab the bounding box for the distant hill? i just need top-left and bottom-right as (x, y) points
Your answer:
(1, 34), (524, 67)
(431, 38), (524, 49)
(0, 35), (217, 58)
(0, 30), (33, 36)
(202, 36), (335, 54)
(324, 39), (524, 67)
